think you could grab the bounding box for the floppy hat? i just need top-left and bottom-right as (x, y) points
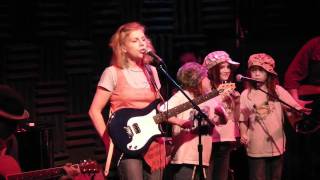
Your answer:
(248, 53), (277, 76)
(202, 51), (240, 69)
(0, 85), (29, 121)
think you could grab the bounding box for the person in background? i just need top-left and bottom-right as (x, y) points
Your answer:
(284, 36), (320, 180)
(239, 53), (308, 180)
(284, 36), (320, 107)
(202, 51), (241, 180)
(88, 22), (191, 180)
(0, 84), (29, 177)
(171, 49), (201, 96)
(0, 84), (99, 180)
(159, 62), (229, 180)
(179, 51), (200, 65)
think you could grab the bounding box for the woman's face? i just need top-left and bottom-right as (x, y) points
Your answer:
(219, 62), (231, 81)
(250, 66), (268, 82)
(122, 29), (147, 60)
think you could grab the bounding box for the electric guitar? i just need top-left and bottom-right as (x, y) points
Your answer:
(0, 155), (99, 180)
(295, 85), (320, 134)
(108, 83), (236, 156)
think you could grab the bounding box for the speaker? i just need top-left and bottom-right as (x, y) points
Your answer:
(16, 126), (53, 171)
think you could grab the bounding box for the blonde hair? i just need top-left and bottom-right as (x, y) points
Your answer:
(109, 22), (154, 68)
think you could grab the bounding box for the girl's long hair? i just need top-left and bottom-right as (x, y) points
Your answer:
(246, 70), (279, 101)
(207, 63), (236, 89)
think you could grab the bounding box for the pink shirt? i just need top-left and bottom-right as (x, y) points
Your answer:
(98, 65), (166, 171)
(98, 65), (160, 112)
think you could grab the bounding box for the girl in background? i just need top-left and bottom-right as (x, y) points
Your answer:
(159, 62), (228, 180)
(202, 51), (241, 180)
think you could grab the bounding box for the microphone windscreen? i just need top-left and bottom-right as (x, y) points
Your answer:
(236, 74), (243, 82)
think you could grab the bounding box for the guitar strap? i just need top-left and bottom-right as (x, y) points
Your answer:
(144, 64), (165, 102)
(143, 65), (169, 171)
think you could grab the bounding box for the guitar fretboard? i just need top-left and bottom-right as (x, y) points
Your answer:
(6, 167), (64, 180)
(153, 89), (220, 123)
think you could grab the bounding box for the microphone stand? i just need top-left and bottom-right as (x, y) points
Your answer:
(157, 63), (211, 180)
(255, 86), (304, 115)
(253, 83), (310, 132)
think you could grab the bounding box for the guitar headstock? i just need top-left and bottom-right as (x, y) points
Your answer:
(64, 160), (100, 177)
(217, 83), (236, 95)
(79, 160), (100, 174)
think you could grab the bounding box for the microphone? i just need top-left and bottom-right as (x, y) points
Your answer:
(236, 74), (263, 83)
(145, 49), (165, 65)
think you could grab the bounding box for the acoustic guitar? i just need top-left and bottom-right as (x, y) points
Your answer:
(0, 155), (99, 180)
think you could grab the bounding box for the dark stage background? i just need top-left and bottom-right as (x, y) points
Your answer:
(0, 0), (319, 179)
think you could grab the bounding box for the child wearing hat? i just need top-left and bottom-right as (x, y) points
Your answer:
(238, 53), (308, 180)
(159, 62), (228, 180)
(202, 50), (241, 180)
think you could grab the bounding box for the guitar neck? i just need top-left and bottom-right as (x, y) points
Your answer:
(154, 89), (220, 123)
(6, 167), (65, 180)
(298, 84), (320, 97)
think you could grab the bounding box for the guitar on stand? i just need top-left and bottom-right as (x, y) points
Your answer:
(295, 85), (320, 134)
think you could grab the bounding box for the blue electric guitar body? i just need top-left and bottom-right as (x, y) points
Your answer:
(108, 99), (162, 156)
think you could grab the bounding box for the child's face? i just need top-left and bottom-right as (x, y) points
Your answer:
(219, 62), (231, 81)
(250, 66), (268, 82)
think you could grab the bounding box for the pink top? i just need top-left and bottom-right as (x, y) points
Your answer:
(212, 118), (239, 142)
(98, 65), (160, 112)
(98, 65), (166, 171)
(211, 90), (240, 142)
